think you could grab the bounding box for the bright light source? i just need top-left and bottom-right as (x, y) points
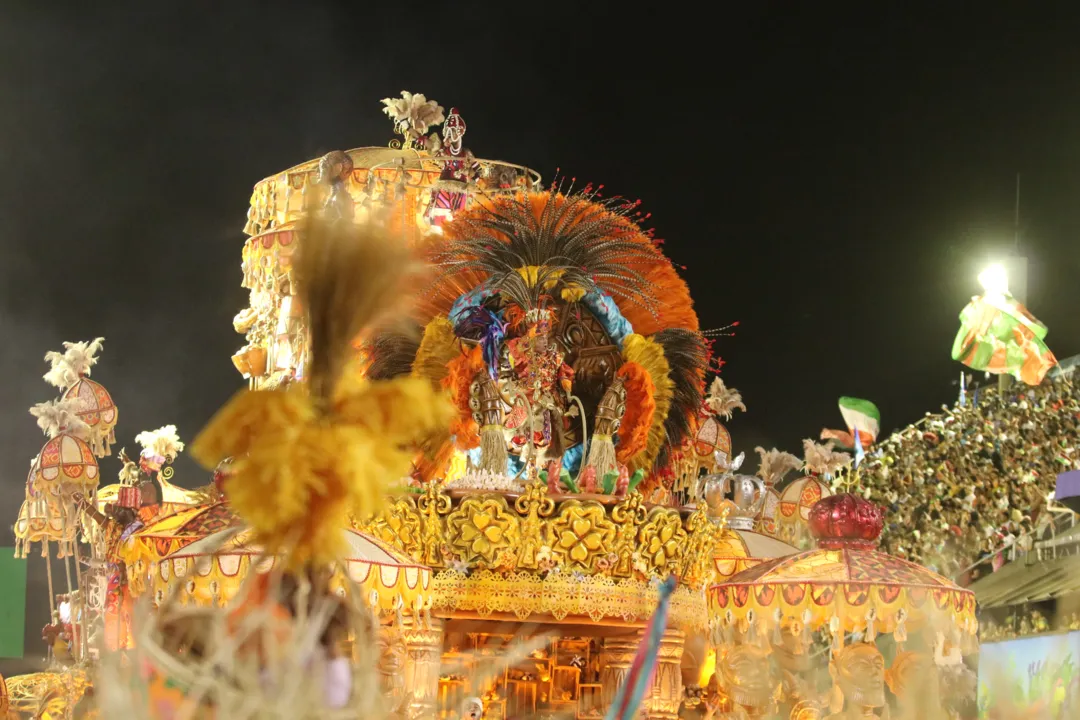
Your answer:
(978, 263), (1009, 295)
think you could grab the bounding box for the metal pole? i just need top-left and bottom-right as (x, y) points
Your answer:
(73, 540), (86, 663)
(45, 544), (56, 616)
(1014, 173), (1021, 252)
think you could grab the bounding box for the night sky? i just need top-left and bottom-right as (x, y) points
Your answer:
(3, 3), (1080, 669)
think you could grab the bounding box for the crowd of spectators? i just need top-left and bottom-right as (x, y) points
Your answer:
(853, 370), (1080, 582)
(980, 607), (1080, 640)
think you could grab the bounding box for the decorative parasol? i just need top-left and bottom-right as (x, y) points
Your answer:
(158, 527), (432, 616)
(120, 502), (243, 590)
(693, 417), (731, 464)
(709, 494), (977, 640)
(30, 415), (100, 504)
(14, 459), (75, 558)
(757, 486), (781, 535)
(774, 475), (832, 545)
(61, 377), (118, 459)
(43, 338), (118, 458)
(712, 529), (799, 583)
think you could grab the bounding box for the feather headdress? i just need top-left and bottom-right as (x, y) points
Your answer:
(802, 439), (851, 477)
(43, 337), (105, 390)
(364, 322), (422, 381)
(430, 185), (663, 316)
(754, 446), (803, 486)
(652, 329), (710, 471)
(705, 376), (746, 420)
(135, 425), (186, 464)
(30, 399), (90, 439)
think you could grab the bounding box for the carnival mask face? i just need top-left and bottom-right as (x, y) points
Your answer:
(462, 698), (483, 720)
(443, 110), (466, 151)
(317, 150), (352, 185)
(832, 644), (886, 708)
(720, 645), (775, 707)
(531, 323), (551, 353)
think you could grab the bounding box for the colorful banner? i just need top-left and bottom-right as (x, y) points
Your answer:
(952, 292), (1056, 386)
(821, 397), (879, 450)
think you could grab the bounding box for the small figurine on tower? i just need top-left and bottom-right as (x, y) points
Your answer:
(426, 108), (478, 229)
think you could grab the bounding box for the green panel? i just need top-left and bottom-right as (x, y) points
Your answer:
(0, 550), (27, 658)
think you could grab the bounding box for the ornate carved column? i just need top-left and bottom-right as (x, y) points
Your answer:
(645, 629), (685, 720)
(600, 636), (639, 711)
(401, 616), (444, 719)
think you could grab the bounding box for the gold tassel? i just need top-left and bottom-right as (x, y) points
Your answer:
(472, 372), (507, 475)
(585, 433), (618, 478)
(479, 424), (508, 475)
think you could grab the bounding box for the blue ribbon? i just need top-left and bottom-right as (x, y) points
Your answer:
(582, 291), (633, 348)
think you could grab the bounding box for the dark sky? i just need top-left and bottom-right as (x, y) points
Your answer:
(3, 3), (1080, 668)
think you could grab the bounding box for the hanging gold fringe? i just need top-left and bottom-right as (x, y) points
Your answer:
(621, 334), (674, 475)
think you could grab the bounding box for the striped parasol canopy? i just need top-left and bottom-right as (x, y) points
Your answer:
(709, 494), (977, 641)
(154, 526), (432, 616)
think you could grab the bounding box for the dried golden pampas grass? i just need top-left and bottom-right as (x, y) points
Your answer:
(91, 558), (550, 720)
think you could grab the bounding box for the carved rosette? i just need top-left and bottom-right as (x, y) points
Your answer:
(356, 481), (725, 629)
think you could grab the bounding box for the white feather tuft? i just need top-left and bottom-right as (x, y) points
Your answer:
(754, 446), (802, 485)
(135, 425), (185, 461)
(380, 91), (446, 137)
(30, 399), (91, 439)
(42, 337), (105, 389)
(802, 438), (852, 476)
(705, 377), (746, 420)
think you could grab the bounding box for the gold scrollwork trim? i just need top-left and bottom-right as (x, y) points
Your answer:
(357, 481), (725, 591)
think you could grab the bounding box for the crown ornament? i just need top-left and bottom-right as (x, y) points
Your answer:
(701, 452), (766, 530)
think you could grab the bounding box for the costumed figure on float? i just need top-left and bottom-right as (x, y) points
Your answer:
(74, 478), (140, 652)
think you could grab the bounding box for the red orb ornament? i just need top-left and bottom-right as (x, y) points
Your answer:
(807, 493), (884, 550)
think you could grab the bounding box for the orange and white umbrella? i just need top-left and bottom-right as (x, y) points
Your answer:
(152, 526), (432, 616)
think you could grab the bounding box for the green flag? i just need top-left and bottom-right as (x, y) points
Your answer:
(0, 550), (27, 658)
(821, 397), (879, 450)
(838, 397), (880, 440)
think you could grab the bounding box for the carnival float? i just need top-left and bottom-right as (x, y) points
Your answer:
(5, 92), (980, 720)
